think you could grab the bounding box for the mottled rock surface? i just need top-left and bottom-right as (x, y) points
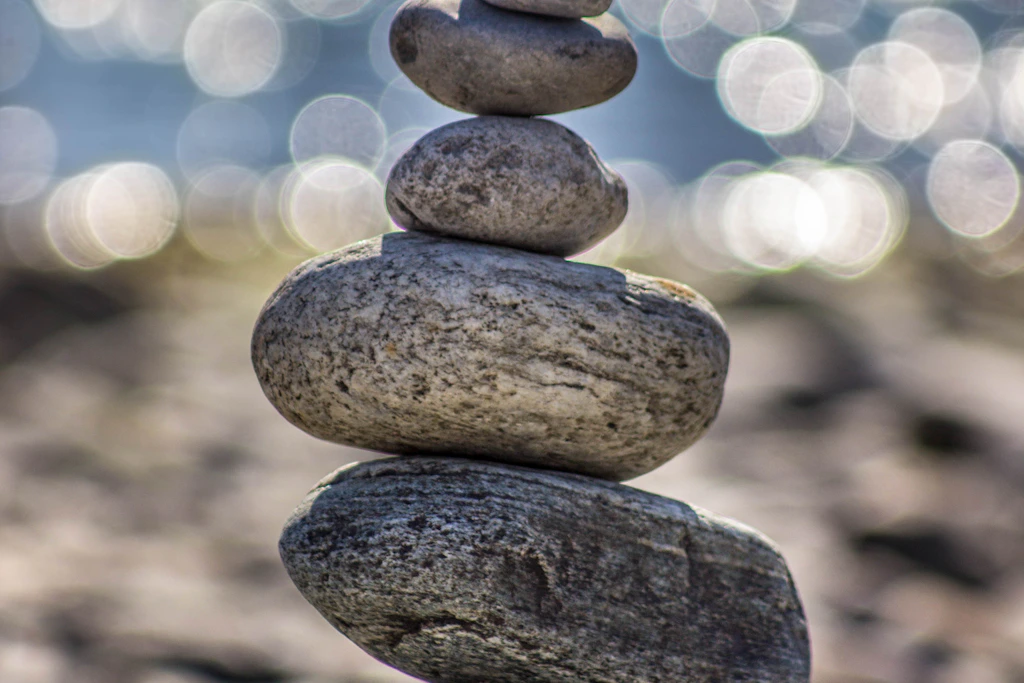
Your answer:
(386, 116), (627, 257)
(389, 0), (637, 116)
(251, 232), (729, 481)
(482, 0), (611, 18)
(280, 457), (811, 683)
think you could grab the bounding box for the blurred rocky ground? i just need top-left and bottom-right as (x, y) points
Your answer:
(1, 218), (1024, 683)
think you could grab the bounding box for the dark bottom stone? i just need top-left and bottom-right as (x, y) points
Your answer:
(279, 457), (811, 682)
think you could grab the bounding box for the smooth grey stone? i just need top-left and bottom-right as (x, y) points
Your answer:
(252, 232), (729, 481)
(386, 117), (627, 257)
(482, 0), (610, 19)
(280, 457), (812, 683)
(389, 0), (637, 116)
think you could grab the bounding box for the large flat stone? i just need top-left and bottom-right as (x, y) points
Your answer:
(251, 232), (729, 481)
(389, 0), (637, 116)
(280, 457), (812, 683)
(386, 116), (627, 257)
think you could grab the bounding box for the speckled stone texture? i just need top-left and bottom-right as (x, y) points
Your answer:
(280, 457), (811, 683)
(389, 0), (637, 116)
(386, 116), (627, 257)
(251, 232), (729, 481)
(482, 0), (611, 18)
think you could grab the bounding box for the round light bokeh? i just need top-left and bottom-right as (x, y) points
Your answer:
(285, 161), (388, 250)
(662, 0), (737, 80)
(721, 171), (827, 271)
(806, 165), (905, 277)
(85, 162), (178, 258)
(927, 140), (1020, 238)
(846, 41), (945, 141)
(717, 37), (823, 136)
(33, 0), (121, 30)
(45, 170), (118, 270)
(183, 1), (283, 98)
(888, 8), (982, 106)
(766, 74), (854, 160)
(0, 106), (59, 205)
(290, 95), (387, 168)
(122, 0), (192, 63)
(285, 159), (389, 252)
(0, 0), (42, 92)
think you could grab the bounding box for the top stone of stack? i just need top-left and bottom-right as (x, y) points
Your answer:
(389, 0), (637, 116)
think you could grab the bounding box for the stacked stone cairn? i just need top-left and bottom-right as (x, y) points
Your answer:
(253, 0), (811, 679)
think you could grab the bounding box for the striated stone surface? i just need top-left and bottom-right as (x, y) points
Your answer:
(386, 116), (627, 257)
(251, 231), (729, 481)
(280, 457), (812, 683)
(482, 0), (611, 18)
(389, 0), (637, 116)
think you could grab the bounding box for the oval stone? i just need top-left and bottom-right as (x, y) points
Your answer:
(389, 0), (637, 116)
(386, 117), (627, 257)
(280, 457), (812, 683)
(482, 0), (611, 19)
(252, 232), (729, 481)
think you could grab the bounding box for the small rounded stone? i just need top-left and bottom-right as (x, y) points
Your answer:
(389, 0), (637, 116)
(482, 0), (611, 19)
(252, 232), (729, 481)
(386, 116), (627, 257)
(280, 457), (812, 683)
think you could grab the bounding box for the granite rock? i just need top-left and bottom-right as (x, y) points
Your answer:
(482, 0), (611, 19)
(251, 232), (729, 481)
(280, 457), (812, 683)
(389, 0), (637, 116)
(386, 116), (627, 257)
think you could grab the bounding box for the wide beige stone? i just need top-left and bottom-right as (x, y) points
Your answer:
(386, 116), (627, 257)
(252, 232), (729, 481)
(280, 457), (812, 682)
(389, 0), (637, 116)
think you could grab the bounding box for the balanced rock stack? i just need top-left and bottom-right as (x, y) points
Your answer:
(252, 0), (811, 680)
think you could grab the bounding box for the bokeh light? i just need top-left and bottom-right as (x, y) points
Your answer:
(717, 37), (822, 135)
(122, 0), (192, 63)
(888, 8), (981, 106)
(765, 74), (853, 160)
(290, 95), (387, 168)
(927, 140), (1020, 238)
(44, 170), (118, 270)
(0, 106), (58, 206)
(721, 170), (827, 271)
(32, 0), (120, 30)
(806, 165), (905, 277)
(183, 1), (283, 98)
(846, 41), (945, 141)
(84, 162), (178, 259)
(285, 159), (389, 252)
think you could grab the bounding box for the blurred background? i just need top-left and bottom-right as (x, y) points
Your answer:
(2, 0), (1024, 681)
